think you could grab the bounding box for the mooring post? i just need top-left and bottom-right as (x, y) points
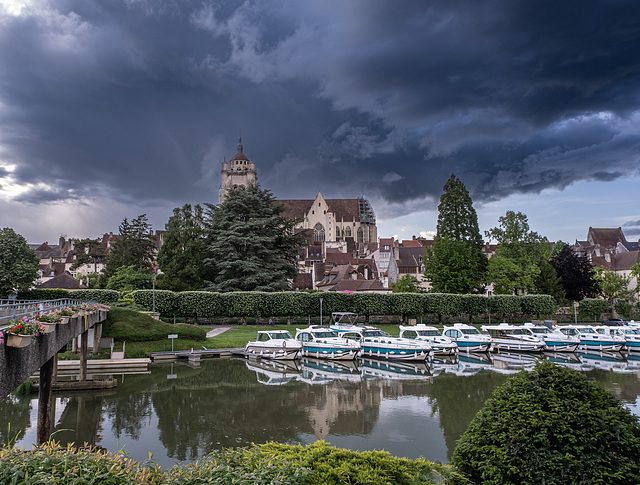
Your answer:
(92, 322), (102, 356)
(37, 356), (55, 445)
(80, 329), (89, 382)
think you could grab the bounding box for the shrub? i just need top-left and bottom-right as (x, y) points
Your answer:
(451, 361), (640, 484)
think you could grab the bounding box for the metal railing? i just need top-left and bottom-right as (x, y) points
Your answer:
(0, 299), (88, 331)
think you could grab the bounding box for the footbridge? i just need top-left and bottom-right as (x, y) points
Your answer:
(0, 299), (107, 443)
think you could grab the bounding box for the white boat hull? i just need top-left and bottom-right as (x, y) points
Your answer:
(244, 344), (300, 360)
(300, 344), (359, 360)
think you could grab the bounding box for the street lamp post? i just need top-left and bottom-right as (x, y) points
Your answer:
(320, 298), (323, 326)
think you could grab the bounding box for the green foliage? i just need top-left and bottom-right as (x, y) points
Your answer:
(204, 185), (306, 292)
(106, 265), (153, 292)
(0, 227), (40, 298)
(488, 294), (522, 320)
(595, 267), (634, 311)
(451, 361), (640, 484)
(485, 211), (551, 294)
(258, 441), (449, 485)
(71, 289), (120, 304)
(133, 290), (179, 315)
(550, 244), (600, 301)
(105, 307), (206, 342)
(425, 175), (487, 293)
(519, 294), (556, 317)
(17, 288), (71, 300)
(391, 274), (423, 293)
(104, 214), (156, 278)
(533, 260), (565, 302)
(69, 237), (106, 271)
(579, 298), (610, 322)
(0, 440), (450, 485)
(157, 204), (210, 291)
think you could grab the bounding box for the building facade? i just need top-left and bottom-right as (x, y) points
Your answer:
(218, 137), (257, 204)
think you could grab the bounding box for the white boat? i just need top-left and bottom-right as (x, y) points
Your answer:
(295, 326), (360, 360)
(481, 323), (545, 352)
(521, 322), (580, 352)
(616, 326), (640, 353)
(398, 324), (458, 355)
(330, 323), (432, 361)
(442, 323), (492, 352)
(244, 330), (302, 360)
(594, 326), (633, 352)
(557, 325), (625, 352)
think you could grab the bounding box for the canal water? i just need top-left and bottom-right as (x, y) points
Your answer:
(1, 352), (640, 469)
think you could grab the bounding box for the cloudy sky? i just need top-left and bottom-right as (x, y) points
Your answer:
(1, 0), (639, 245)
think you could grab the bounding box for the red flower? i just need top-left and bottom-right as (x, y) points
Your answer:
(16, 324), (22, 329)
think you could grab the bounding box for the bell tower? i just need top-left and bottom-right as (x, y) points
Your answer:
(219, 136), (258, 204)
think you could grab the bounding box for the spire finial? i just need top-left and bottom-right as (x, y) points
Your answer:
(237, 130), (243, 153)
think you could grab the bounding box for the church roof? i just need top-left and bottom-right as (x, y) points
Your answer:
(229, 136), (250, 162)
(587, 227), (626, 248)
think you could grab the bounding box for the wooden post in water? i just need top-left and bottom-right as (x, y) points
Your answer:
(37, 356), (55, 445)
(80, 328), (88, 382)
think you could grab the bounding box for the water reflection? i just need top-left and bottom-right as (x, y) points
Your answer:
(1, 352), (640, 468)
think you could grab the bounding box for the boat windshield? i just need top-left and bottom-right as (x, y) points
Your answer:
(311, 331), (339, 339)
(621, 328), (639, 335)
(416, 330), (439, 337)
(528, 327), (551, 334)
(269, 332), (293, 340)
(461, 328), (480, 335)
(578, 327), (596, 334)
(362, 330), (387, 338)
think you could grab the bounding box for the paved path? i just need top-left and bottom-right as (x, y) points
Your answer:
(206, 326), (234, 338)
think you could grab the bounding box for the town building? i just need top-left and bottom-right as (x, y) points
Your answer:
(218, 136), (257, 204)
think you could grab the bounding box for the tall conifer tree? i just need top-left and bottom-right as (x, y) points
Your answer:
(424, 174), (487, 293)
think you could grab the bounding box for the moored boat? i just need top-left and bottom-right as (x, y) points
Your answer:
(481, 323), (545, 352)
(244, 330), (302, 360)
(557, 325), (625, 352)
(442, 323), (492, 352)
(520, 322), (580, 352)
(330, 323), (432, 361)
(295, 325), (360, 360)
(399, 324), (458, 355)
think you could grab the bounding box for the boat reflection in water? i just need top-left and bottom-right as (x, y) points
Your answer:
(245, 358), (301, 385)
(359, 357), (432, 380)
(489, 351), (539, 374)
(298, 358), (361, 385)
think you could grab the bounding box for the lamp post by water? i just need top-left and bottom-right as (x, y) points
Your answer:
(320, 297), (323, 326)
(152, 273), (156, 314)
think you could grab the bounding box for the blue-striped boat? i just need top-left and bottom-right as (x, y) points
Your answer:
(294, 326), (360, 360)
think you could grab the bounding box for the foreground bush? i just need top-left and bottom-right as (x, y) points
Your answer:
(0, 441), (451, 484)
(451, 361), (640, 484)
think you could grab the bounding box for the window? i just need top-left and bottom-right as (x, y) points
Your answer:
(357, 227), (364, 243)
(345, 227), (351, 237)
(314, 223), (325, 242)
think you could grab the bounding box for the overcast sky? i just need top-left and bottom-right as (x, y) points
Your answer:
(1, 0), (639, 245)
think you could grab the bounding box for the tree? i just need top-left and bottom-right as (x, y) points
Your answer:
(451, 361), (640, 484)
(549, 244), (600, 301)
(390, 274), (423, 293)
(157, 204), (209, 292)
(104, 214), (155, 278)
(595, 267), (634, 316)
(70, 237), (106, 273)
(533, 260), (565, 303)
(204, 185), (306, 292)
(424, 175), (487, 293)
(0, 228), (40, 298)
(105, 265), (154, 292)
(485, 211), (550, 294)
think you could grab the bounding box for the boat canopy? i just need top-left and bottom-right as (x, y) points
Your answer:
(330, 312), (360, 324)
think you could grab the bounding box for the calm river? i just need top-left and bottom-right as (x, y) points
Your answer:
(2, 352), (640, 469)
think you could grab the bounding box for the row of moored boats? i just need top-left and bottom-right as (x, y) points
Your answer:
(244, 314), (640, 361)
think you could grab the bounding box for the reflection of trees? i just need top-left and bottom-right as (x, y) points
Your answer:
(426, 371), (509, 461)
(585, 370), (640, 404)
(152, 360), (310, 461)
(54, 394), (106, 446)
(0, 394), (31, 445)
(103, 392), (152, 441)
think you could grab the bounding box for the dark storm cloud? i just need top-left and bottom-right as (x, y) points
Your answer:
(0, 0), (639, 220)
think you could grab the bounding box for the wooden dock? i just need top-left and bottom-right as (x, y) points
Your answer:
(149, 348), (244, 362)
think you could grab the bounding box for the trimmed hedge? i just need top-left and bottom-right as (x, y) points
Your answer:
(17, 288), (119, 304)
(132, 290), (558, 321)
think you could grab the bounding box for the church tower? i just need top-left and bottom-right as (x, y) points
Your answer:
(218, 136), (258, 204)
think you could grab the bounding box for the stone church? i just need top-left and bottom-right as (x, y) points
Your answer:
(218, 138), (377, 245)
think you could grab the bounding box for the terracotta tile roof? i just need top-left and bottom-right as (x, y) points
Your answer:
(37, 272), (81, 289)
(401, 240), (422, 247)
(588, 227), (626, 248)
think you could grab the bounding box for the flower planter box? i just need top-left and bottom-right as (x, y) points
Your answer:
(60, 316), (71, 325)
(6, 333), (34, 348)
(42, 322), (57, 334)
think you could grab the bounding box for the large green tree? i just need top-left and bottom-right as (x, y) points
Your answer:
(157, 204), (209, 291)
(424, 174), (486, 293)
(104, 214), (155, 278)
(549, 244), (600, 301)
(70, 237), (106, 272)
(0, 228), (40, 298)
(485, 211), (550, 294)
(204, 185), (306, 292)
